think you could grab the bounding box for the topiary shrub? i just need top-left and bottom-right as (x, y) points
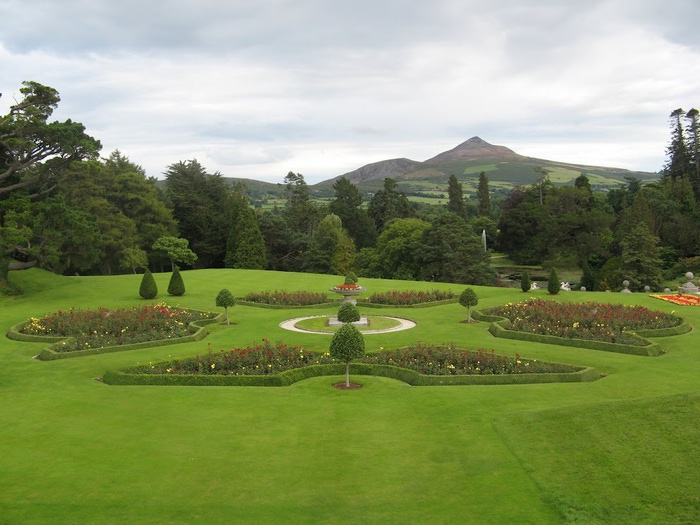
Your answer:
(344, 272), (358, 284)
(139, 269), (158, 299)
(337, 302), (361, 323)
(216, 289), (236, 325)
(329, 324), (365, 388)
(167, 266), (185, 296)
(459, 288), (479, 322)
(521, 270), (531, 293)
(547, 267), (560, 295)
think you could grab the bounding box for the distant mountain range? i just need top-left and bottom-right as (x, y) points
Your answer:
(220, 136), (659, 201)
(321, 136), (657, 191)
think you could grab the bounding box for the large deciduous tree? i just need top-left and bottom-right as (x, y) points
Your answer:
(417, 213), (495, 285)
(164, 160), (229, 268)
(0, 81), (101, 286)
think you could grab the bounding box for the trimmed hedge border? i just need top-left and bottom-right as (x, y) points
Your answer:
(236, 298), (458, 309)
(7, 310), (223, 360)
(471, 310), (691, 357)
(102, 361), (600, 387)
(235, 300), (336, 309)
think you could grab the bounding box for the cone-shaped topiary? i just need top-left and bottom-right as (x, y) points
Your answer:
(139, 269), (158, 299)
(521, 270), (531, 293)
(337, 302), (361, 323)
(216, 289), (236, 325)
(167, 266), (185, 296)
(547, 267), (560, 295)
(329, 324), (365, 388)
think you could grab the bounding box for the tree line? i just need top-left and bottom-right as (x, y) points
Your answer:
(1, 81), (697, 292)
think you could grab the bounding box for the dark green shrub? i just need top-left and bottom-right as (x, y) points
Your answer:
(521, 270), (531, 293)
(167, 266), (185, 296)
(547, 267), (560, 295)
(344, 272), (358, 284)
(139, 269), (158, 299)
(337, 302), (361, 323)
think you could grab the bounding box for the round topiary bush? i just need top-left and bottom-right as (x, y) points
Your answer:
(216, 289), (236, 325)
(337, 302), (361, 323)
(139, 269), (158, 299)
(167, 266), (185, 296)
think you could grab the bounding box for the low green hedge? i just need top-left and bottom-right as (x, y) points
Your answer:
(7, 311), (223, 361)
(356, 298), (459, 309)
(235, 300), (336, 309)
(472, 309), (676, 357)
(102, 362), (600, 387)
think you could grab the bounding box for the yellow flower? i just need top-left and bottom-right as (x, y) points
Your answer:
(210, 363), (216, 369)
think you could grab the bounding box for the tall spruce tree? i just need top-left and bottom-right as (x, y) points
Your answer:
(477, 171), (491, 217)
(447, 174), (465, 217)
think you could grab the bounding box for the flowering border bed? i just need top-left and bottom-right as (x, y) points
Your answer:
(102, 340), (600, 386)
(475, 299), (690, 357)
(651, 294), (700, 306)
(7, 304), (222, 360)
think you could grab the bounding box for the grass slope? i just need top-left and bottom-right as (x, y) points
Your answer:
(2, 268), (699, 524)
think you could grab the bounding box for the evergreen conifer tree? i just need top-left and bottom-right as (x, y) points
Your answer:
(167, 266), (185, 296)
(520, 270), (531, 293)
(547, 268), (560, 295)
(139, 269), (158, 299)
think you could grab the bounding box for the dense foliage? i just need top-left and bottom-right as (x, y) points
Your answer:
(2, 79), (699, 294)
(21, 303), (203, 351)
(485, 299), (682, 345)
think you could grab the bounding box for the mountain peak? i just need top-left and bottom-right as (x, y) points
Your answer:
(425, 136), (522, 163)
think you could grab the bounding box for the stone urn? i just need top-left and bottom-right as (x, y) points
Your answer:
(330, 284), (365, 305)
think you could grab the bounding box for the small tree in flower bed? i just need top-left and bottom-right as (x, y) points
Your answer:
(243, 290), (329, 306)
(21, 303), (205, 351)
(485, 298), (682, 345)
(367, 289), (455, 306)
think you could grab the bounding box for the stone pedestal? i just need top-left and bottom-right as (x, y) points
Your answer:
(679, 272), (699, 294)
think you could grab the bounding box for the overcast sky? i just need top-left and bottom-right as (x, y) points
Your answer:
(2, 0), (699, 183)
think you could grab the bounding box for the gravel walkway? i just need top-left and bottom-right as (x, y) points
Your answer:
(279, 315), (416, 334)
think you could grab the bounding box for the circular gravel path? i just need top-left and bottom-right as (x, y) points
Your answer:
(279, 315), (416, 334)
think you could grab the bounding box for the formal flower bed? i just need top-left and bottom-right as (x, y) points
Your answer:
(484, 298), (682, 346)
(20, 303), (205, 352)
(128, 340), (574, 376)
(367, 289), (455, 305)
(651, 294), (700, 306)
(242, 290), (329, 306)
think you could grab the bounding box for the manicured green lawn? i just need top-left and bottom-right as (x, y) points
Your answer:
(2, 268), (700, 524)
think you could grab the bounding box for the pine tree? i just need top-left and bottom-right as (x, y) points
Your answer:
(167, 266), (185, 296)
(447, 174), (465, 217)
(139, 269), (158, 299)
(477, 171), (491, 216)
